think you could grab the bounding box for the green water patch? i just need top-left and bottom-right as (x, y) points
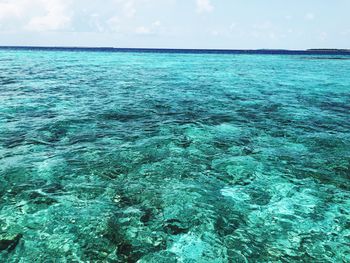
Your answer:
(0, 50), (350, 262)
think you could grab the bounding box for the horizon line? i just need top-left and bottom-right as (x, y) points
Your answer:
(1, 46), (350, 55)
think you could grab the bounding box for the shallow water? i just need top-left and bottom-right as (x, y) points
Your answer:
(0, 50), (349, 262)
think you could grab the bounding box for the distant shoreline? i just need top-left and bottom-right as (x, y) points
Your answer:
(0, 46), (350, 55)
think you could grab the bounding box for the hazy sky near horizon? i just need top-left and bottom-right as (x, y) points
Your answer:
(0, 0), (349, 49)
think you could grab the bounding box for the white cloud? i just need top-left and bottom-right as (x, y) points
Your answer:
(0, 0), (72, 31)
(253, 21), (272, 30)
(152, 20), (161, 27)
(135, 20), (162, 35)
(250, 21), (280, 40)
(25, 0), (71, 31)
(113, 0), (136, 18)
(305, 13), (315, 21)
(123, 1), (136, 17)
(107, 16), (121, 32)
(88, 13), (105, 32)
(196, 0), (213, 13)
(0, 1), (23, 20)
(319, 31), (327, 41)
(135, 26), (151, 34)
(211, 30), (219, 36)
(229, 23), (237, 31)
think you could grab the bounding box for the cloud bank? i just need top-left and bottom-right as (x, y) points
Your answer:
(0, 0), (348, 49)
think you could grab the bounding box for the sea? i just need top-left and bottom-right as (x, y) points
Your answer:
(0, 47), (349, 262)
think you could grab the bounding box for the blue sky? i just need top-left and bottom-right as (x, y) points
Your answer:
(0, 0), (349, 49)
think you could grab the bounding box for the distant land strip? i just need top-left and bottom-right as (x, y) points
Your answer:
(0, 46), (350, 55)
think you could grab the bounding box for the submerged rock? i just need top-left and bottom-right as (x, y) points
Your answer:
(163, 219), (190, 235)
(0, 233), (22, 252)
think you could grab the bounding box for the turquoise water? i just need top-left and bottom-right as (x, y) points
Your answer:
(0, 50), (350, 262)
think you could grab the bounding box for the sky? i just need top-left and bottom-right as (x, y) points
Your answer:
(0, 0), (349, 49)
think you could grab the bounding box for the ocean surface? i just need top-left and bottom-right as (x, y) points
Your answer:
(0, 49), (349, 262)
